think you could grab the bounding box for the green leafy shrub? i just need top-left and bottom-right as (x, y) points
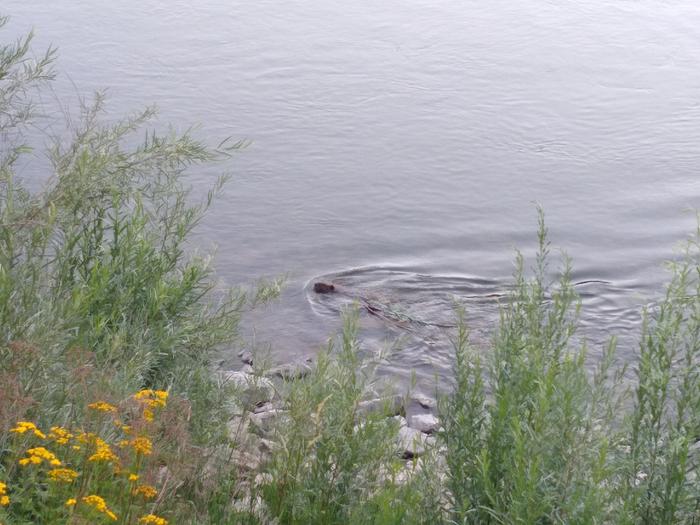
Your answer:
(0, 16), (275, 523)
(439, 211), (700, 524)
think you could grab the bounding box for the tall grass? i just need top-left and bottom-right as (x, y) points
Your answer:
(439, 212), (700, 524)
(2, 17), (699, 524)
(256, 310), (401, 524)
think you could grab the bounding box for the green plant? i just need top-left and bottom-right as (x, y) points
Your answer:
(0, 16), (276, 524)
(259, 309), (403, 525)
(439, 210), (700, 525)
(615, 227), (700, 524)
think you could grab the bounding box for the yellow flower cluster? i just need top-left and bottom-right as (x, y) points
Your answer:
(87, 401), (117, 413)
(134, 390), (168, 421)
(82, 494), (118, 521)
(134, 389), (168, 408)
(138, 514), (168, 525)
(124, 436), (153, 456)
(48, 468), (79, 483)
(132, 484), (158, 499)
(19, 447), (61, 467)
(88, 437), (118, 463)
(7, 391), (169, 522)
(75, 432), (119, 463)
(10, 421), (46, 439)
(48, 426), (73, 445)
(0, 482), (9, 506)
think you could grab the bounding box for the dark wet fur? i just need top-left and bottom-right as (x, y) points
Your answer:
(314, 282), (336, 294)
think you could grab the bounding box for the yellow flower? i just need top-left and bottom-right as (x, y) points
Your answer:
(18, 447), (61, 467)
(82, 494), (117, 521)
(88, 401), (117, 413)
(48, 468), (80, 483)
(65, 498), (77, 506)
(48, 426), (73, 445)
(0, 485), (9, 508)
(78, 433), (118, 463)
(134, 389), (168, 402)
(134, 389), (168, 409)
(130, 437), (152, 456)
(138, 514), (168, 525)
(88, 438), (118, 463)
(128, 473), (140, 482)
(132, 484), (157, 499)
(10, 421), (46, 439)
(143, 409), (154, 422)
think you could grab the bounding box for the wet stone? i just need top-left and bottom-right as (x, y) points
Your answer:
(393, 415), (408, 428)
(226, 416), (250, 440)
(238, 350), (254, 365)
(233, 449), (262, 472)
(408, 413), (440, 434)
(397, 426), (429, 459)
(412, 396), (437, 410)
(267, 359), (313, 380)
(220, 371), (276, 409)
(258, 438), (280, 454)
(358, 394), (405, 417)
(249, 409), (287, 435)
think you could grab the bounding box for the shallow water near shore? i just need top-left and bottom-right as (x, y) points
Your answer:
(5, 1), (700, 394)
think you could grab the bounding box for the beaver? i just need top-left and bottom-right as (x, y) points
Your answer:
(313, 282), (336, 294)
(313, 280), (454, 330)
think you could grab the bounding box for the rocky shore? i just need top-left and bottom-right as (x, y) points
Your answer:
(214, 351), (445, 486)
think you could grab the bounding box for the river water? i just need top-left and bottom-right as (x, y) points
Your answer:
(5, 1), (700, 394)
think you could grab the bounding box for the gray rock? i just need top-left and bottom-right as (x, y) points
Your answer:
(412, 395), (437, 409)
(231, 495), (268, 519)
(398, 426), (429, 459)
(232, 448), (262, 472)
(238, 349), (254, 365)
(220, 371), (276, 408)
(267, 360), (313, 380)
(226, 415), (250, 441)
(253, 401), (283, 414)
(258, 438), (280, 454)
(249, 408), (287, 435)
(201, 444), (235, 480)
(358, 394), (405, 417)
(395, 458), (424, 485)
(408, 413), (440, 434)
(392, 415), (408, 428)
(254, 472), (273, 487)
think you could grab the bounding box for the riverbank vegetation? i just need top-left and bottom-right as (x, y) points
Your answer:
(1, 19), (699, 524)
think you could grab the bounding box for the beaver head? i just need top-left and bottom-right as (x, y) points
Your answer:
(313, 282), (335, 294)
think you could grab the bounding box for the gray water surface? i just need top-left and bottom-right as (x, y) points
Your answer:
(5, 1), (700, 393)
